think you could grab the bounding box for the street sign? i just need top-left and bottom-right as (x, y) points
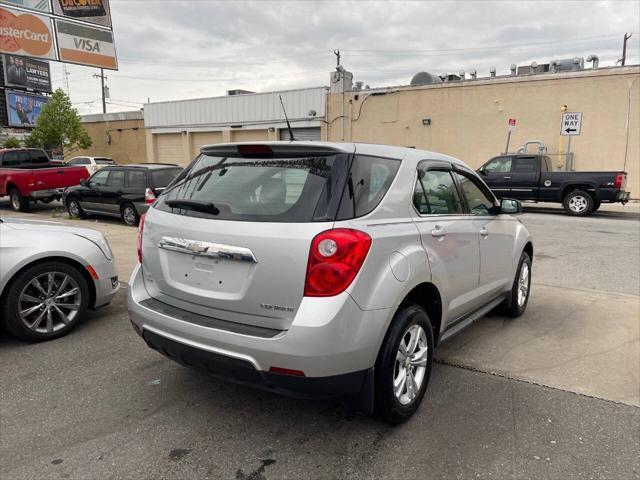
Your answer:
(508, 118), (516, 126)
(561, 112), (582, 136)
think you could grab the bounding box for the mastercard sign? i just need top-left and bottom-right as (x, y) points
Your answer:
(0, 6), (55, 60)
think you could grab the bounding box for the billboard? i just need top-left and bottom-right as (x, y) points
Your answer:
(3, 54), (52, 92)
(52, 0), (112, 29)
(5, 90), (49, 127)
(1, 1), (51, 13)
(55, 19), (117, 70)
(0, 6), (56, 60)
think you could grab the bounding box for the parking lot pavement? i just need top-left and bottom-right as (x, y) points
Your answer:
(1, 200), (639, 478)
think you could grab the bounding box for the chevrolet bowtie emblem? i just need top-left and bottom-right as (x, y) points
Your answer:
(189, 243), (208, 254)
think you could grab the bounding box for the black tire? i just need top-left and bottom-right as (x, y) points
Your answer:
(40, 198), (53, 204)
(563, 189), (594, 216)
(121, 203), (140, 226)
(1, 261), (89, 342)
(9, 188), (30, 212)
(501, 251), (532, 318)
(66, 197), (86, 219)
(374, 304), (434, 424)
(592, 201), (601, 213)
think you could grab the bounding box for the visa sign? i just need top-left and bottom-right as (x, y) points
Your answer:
(55, 18), (117, 69)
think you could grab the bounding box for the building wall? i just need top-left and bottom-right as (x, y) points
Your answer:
(325, 67), (640, 198)
(67, 113), (147, 164)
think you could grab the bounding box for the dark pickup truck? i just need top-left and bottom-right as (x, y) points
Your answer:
(478, 154), (630, 216)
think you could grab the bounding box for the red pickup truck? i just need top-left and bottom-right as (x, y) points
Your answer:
(0, 148), (89, 212)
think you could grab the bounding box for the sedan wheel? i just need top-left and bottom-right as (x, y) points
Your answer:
(18, 272), (81, 334)
(1, 261), (89, 342)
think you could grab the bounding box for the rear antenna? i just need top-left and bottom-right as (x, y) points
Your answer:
(279, 95), (295, 141)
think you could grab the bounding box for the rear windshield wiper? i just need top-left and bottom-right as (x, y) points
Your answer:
(165, 199), (220, 215)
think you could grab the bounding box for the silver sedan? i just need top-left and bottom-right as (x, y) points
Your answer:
(0, 217), (119, 341)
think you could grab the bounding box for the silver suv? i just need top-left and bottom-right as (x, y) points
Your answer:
(128, 142), (532, 423)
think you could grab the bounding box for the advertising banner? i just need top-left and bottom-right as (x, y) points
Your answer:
(55, 19), (117, 69)
(5, 90), (49, 127)
(52, 0), (112, 29)
(3, 54), (52, 92)
(1, 1), (51, 13)
(0, 6), (56, 60)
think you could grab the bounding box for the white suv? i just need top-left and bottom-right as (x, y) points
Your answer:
(67, 156), (116, 175)
(128, 142), (533, 423)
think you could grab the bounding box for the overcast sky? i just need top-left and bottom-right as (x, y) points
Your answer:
(49, 0), (640, 114)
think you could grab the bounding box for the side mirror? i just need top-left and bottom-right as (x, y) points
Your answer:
(478, 167), (487, 176)
(500, 198), (522, 214)
(80, 178), (87, 187)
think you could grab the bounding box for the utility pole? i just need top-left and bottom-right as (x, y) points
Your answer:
(93, 68), (107, 113)
(62, 65), (70, 97)
(621, 33), (632, 66)
(333, 49), (341, 67)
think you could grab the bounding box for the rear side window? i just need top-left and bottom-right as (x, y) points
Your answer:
(107, 170), (125, 188)
(2, 152), (20, 167)
(151, 168), (182, 188)
(513, 157), (537, 172)
(127, 170), (147, 189)
(157, 151), (349, 222)
(413, 169), (463, 215)
(95, 158), (115, 165)
(336, 155), (400, 219)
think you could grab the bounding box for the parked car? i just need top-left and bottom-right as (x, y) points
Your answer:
(0, 148), (89, 212)
(478, 154), (630, 216)
(128, 142), (533, 424)
(0, 217), (118, 341)
(63, 164), (183, 226)
(67, 156), (117, 175)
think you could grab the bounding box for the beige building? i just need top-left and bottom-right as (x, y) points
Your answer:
(67, 111), (147, 164)
(324, 66), (640, 198)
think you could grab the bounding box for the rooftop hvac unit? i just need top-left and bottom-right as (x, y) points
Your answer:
(517, 62), (550, 75)
(409, 72), (443, 86)
(550, 57), (585, 73)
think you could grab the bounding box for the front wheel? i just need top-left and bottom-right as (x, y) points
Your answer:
(374, 304), (434, 424)
(563, 190), (594, 216)
(501, 251), (532, 317)
(1, 261), (89, 341)
(66, 197), (86, 219)
(9, 189), (30, 212)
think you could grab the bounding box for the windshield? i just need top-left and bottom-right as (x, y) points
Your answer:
(157, 152), (348, 222)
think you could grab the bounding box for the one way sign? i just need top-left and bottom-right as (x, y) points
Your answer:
(561, 112), (582, 136)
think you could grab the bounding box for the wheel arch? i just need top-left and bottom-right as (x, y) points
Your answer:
(523, 241), (533, 263)
(0, 256), (97, 311)
(560, 183), (598, 201)
(398, 282), (443, 345)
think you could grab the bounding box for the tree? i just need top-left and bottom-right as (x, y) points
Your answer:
(2, 137), (21, 148)
(28, 89), (92, 153)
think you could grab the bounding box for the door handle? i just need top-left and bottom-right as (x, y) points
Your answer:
(431, 226), (446, 238)
(503, 176), (511, 179)
(480, 228), (489, 237)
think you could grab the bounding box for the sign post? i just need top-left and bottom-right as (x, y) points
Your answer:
(504, 118), (516, 154)
(561, 112), (582, 171)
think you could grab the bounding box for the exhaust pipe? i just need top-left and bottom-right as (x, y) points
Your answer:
(586, 54), (599, 69)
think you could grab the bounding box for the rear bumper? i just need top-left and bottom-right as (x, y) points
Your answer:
(30, 188), (65, 199)
(616, 191), (630, 203)
(127, 264), (392, 396)
(142, 327), (370, 399)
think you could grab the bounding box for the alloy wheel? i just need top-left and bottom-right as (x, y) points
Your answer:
(11, 194), (20, 211)
(568, 195), (588, 213)
(393, 324), (428, 405)
(18, 272), (81, 334)
(123, 206), (136, 225)
(517, 262), (530, 307)
(68, 200), (80, 217)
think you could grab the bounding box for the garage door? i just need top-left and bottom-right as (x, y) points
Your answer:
(192, 132), (223, 154)
(155, 134), (184, 165)
(232, 129), (269, 142)
(279, 127), (321, 141)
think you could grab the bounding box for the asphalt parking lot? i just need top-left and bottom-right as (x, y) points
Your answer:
(1, 200), (639, 480)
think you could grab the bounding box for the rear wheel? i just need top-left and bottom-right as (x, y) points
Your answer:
(9, 188), (30, 212)
(374, 304), (434, 424)
(563, 190), (594, 216)
(501, 251), (532, 318)
(1, 261), (89, 342)
(592, 200), (601, 213)
(121, 203), (139, 226)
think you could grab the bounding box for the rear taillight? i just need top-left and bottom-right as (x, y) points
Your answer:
(614, 173), (624, 189)
(304, 228), (371, 297)
(145, 188), (156, 204)
(137, 214), (145, 263)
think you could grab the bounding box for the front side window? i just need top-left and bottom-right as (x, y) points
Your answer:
(29, 150), (49, 164)
(484, 157), (512, 173)
(89, 170), (110, 187)
(454, 172), (495, 215)
(413, 169), (463, 215)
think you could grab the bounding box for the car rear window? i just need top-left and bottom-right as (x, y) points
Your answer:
(30, 150), (49, 164)
(95, 158), (115, 165)
(151, 168), (182, 188)
(157, 152), (349, 222)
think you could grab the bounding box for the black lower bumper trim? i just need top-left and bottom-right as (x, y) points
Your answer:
(142, 329), (369, 400)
